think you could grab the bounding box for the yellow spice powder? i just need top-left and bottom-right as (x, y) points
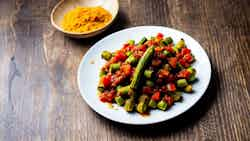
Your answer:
(61, 6), (112, 33)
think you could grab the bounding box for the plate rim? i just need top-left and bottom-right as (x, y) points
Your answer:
(77, 25), (212, 125)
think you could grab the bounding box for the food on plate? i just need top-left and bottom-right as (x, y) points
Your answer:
(98, 33), (197, 114)
(61, 6), (112, 33)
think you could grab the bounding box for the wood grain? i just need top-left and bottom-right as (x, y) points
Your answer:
(0, 0), (249, 141)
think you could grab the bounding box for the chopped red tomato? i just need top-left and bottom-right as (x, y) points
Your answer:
(114, 51), (127, 62)
(102, 74), (111, 88)
(158, 69), (169, 78)
(142, 86), (152, 94)
(156, 33), (164, 39)
(165, 46), (174, 53)
(177, 69), (191, 79)
(167, 83), (176, 92)
(99, 91), (115, 102)
(155, 46), (164, 52)
(168, 57), (177, 68)
(152, 59), (162, 67)
(164, 95), (174, 106)
(183, 53), (193, 63)
(138, 44), (147, 52)
(121, 64), (132, 76)
(152, 91), (161, 101)
(181, 48), (191, 55)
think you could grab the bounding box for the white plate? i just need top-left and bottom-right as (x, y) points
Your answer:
(77, 26), (211, 125)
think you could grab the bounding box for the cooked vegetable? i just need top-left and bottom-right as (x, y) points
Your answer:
(125, 55), (138, 65)
(130, 46), (155, 90)
(177, 79), (188, 88)
(124, 98), (134, 112)
(110, 63), (120, 72)
(175, 39), (185, 50)
(101, 50), (112, 61)
(139, 37), (147, 45)
(115, 96), (125, 106)
(127, 40), (135, 45)
(157, 100), (168, 111)
(162, 37), (173, 45)
(117, 85), (130, 96)
(148, 99), (157, 108)
(144, 70), (153, 79)
(184, 85), (193, 93)
(98, 33), (197, 114)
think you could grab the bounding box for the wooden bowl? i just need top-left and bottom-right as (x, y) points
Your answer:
(50, 0), (119, 38)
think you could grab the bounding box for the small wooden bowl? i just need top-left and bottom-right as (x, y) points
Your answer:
(50, 0), (119, 38)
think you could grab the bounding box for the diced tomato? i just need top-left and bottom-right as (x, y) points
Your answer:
(147, 40), (155, 46)
(114, 51), (127, 62)
(155, 46), (164, 52)
(177, 69), (191, 79)
(122, 43), (129, 50)
(168, 57), (177, 68)
(181, 48), (191, 55)
(179, 58), (186, 66)
(156, 33), (164, 39)
(152, 91), (161, 101)
(164, 95), (174, 106)
(142, 86), (152, 94)
(158, 69), (169, 78)
(121, 64), (132, 76)
(165, 46), (174, 53)
(99, 91), (115, 102)
(167, 83), (176, 92)
(152, 59), (162, 67)
(139, 45), (147, 52)
(102, 74), (111, 88)
(183, 53), (193, 63)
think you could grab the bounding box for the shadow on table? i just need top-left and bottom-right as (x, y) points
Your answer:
(95, 65), (219, 136)
(67, 10), (130, 46)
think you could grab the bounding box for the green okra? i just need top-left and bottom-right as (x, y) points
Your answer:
(162, 37), (173, 45)
(99, 70), (107, 77)
(125, 55), (138, 65)
(157, 100), (168, 111)
(177, 79), (188, 88)
(110, 63), (120, 72)
(117, 85), (130, 96)
(139, 37), (147, 45)
(148, 99), (157, 108)
(144, 70), (153, 79)
(101, 50), (112, 61)
(184, 85), (193, 93)
(124, 98), (134, 112)
(127, 40), (135, 45)
(136, 95), (149, 113)
(136, 102), (147, 113)
(130, 46), (155, 90)
(115, 96), (125, 106)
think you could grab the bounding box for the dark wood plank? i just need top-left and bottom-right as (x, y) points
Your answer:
(0, 0), (249, 141)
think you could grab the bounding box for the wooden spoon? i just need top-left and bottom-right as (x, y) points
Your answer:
(51, 0), (119, 38)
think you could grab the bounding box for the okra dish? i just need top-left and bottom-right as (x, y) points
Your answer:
(98, 33), (197, 114)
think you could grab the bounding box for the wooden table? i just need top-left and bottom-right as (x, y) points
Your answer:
(0, 0), (249, 141)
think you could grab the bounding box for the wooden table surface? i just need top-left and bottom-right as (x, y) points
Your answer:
(0, 0), (250, 141)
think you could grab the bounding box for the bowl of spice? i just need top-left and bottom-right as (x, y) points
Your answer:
(51, 0), (119, 38)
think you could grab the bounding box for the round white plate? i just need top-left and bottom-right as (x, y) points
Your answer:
(77, 26), (211, 125)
